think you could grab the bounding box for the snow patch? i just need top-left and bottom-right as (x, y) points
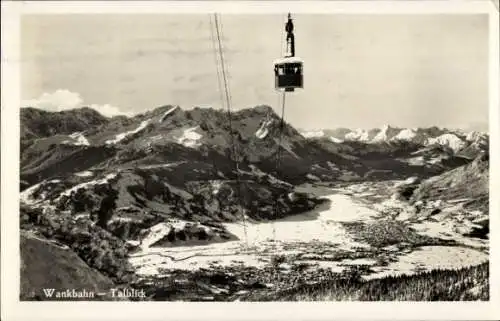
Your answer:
(62, 132), (90, 146)
(139, 162), (185, 170)
(126, 240), (141, 247)
(129, 193), (377, 274)
(211, 181), (223, 195)
(105, 120), (150, 145)
(427, 155), (448, 165)
(394, 176), (419, 187)
(341, 258), (377, 266)
(329, 136), (343, 143)
(364, 246), (488, 280)
(276, 139), (300, 159)
(301, 130), (324, 138)
(337, 171), (361, 181)
(140, 222), (176, 249)
(110, 217), (136, 223)
(148, 134), (164, 142)
(177, 126), (203, 148)
(20, 179), (62, 205)
(402, 156), (425, 166)
(255, 120), (273, 139)
(74, 170), (94, 177)
(306, 173), (320, 181)
(327, 161), (339, 170)
(159, 106), (179, 123)
(412, 216), (488, 249)
(57, 173), (118, 201)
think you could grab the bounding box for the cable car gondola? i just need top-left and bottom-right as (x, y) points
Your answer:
(274, 13), (303, 92)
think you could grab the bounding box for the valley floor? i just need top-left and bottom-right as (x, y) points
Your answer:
(128, 180), (489, 301)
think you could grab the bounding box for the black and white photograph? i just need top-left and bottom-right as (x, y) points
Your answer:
(1, 1), (499, 320)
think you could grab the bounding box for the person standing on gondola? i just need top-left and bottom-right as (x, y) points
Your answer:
(285, 13), (295, 57)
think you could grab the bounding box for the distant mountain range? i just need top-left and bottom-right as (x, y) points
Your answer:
(300, 125), (488, 158)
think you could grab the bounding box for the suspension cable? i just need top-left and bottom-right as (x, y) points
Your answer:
(269, 16), (290, 292)
(272, 15), (294, 292)
(209, 16), (225, 115)
(212, 13), (249, 249)
(272, 14), (288, 245)
(272, 91), (287, 242)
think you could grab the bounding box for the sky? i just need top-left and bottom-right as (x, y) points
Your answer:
(21, 14), (489, 131)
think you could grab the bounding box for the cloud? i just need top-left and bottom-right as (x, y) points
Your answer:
(88, 103), (132, 118)
(21, 89), (131, 117)
(22, 89), (83, 111)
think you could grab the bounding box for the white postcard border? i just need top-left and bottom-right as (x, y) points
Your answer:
(1, 1), (499, 320)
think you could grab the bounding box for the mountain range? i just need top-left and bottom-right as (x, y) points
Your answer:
(19, 104), (489, 299)
(20, 105), (488, 189)
(300, 125), (488, 157)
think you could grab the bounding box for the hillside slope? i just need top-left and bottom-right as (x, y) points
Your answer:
(411, 153), (489, 212)
(21, 107), (109, 144)
(20, 231), (118, 301)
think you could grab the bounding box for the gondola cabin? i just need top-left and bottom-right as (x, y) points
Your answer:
(274, 57), (303, 92)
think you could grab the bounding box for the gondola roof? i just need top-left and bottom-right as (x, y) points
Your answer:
(273, 56), (304, 65)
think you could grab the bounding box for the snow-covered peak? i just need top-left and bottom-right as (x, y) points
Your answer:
(345, 128), (371, 142)
(465, 131), (487, 143)
(297, 125), (482, 153)
(371, 125), (400, 142)
(391, 128), (417, 142)
(426, 133), (466, 152)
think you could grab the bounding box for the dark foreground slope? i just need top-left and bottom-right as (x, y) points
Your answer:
(20, 232), (117, 301)
(20, 205), (136, 283)
(133, 259), (488, 301)
(249, 262), (489, 301)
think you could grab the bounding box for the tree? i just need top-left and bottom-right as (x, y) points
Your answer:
(97, 190), (118, 230)
(71, 188), (94, 214)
